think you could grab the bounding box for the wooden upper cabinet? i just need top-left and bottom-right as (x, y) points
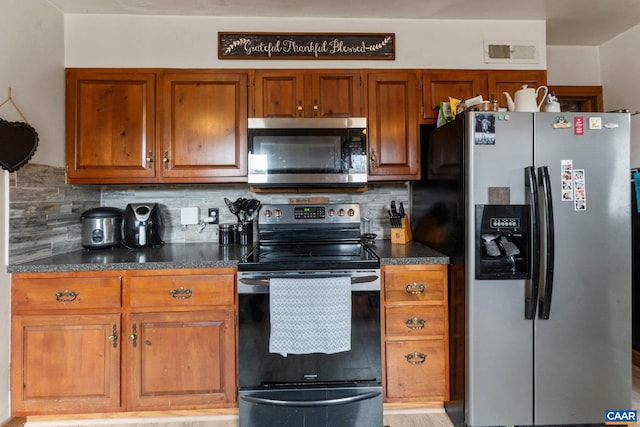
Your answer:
(252, 70), (305, 118)
(308, 70), (363, 117)
(159, 70), (248, 182)
(366, 70), (420, 181)
(422, 70), (487, 121)
(65, 69), (157, 184)
(488, 70), (547, 110)
(547, 85), (604, 112)
(252, 69), (362, 118)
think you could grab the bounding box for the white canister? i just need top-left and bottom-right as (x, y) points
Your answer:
(544, 101), (561, 112)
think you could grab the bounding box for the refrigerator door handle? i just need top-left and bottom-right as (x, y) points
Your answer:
(525, 166), (541, 320)
(537, 166), (555, 319)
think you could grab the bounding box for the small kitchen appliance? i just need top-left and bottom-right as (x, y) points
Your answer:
(122, 203), (164, 248)
(247, 117), (368, 188)
(80, 206), (124, 249)
(237, 203), (382, 427)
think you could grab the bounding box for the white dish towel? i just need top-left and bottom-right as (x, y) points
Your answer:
(269, 276), (352, 357)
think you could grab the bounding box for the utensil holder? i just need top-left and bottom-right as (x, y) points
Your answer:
(236, 221), (253, 246)
(391, 216), (412, 244)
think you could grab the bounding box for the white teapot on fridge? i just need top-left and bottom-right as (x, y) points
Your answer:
(504, 85), (549, 112)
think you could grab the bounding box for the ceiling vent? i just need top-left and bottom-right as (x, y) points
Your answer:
(484, 40), (539, 64)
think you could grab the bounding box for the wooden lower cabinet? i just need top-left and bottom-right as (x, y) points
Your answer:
(126, 310), (236, 410)
(10, 268), (237, 416)
(381, 264), (449, 404)
(125, 269), (237, 410)
(11, 313), (122, 415)
(11, 273), (123, 415)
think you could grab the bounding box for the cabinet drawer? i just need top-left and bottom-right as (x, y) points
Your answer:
(12, 276), (122, 311)
(128, 273), (235, 308)
(384, 269), (445, 303)
(385, 339), (446, 400)
(385, 305), (445, 338)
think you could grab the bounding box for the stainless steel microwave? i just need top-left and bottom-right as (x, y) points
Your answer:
(247, 117), (367, 188)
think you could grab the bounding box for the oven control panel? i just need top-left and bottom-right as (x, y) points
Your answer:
(294, 206), (326, 219)
(261, 203), (360, 225)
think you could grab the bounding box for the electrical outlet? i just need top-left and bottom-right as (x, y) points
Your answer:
(208, 208), (219, 224)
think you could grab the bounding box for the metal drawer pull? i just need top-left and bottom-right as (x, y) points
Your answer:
(169, 287), (193, 299)
(405, 282), (425, 295)
(129, 323), (138, 348)
(108, 324), (118, 348)
(55, 290), (78, 302)
(405, 352), (427, 364)
(405, 317), (426, 330)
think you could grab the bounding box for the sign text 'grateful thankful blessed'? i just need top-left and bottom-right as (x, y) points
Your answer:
(218, 32), (395, 60)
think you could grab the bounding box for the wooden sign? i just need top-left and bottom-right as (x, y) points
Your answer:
(218, 32), (394, 60)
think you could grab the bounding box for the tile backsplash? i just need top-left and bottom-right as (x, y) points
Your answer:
(8, 164), (410, 264)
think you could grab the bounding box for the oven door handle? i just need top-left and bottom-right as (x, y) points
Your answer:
(239, 275), (379, 286)
(240, 390), (381, 407)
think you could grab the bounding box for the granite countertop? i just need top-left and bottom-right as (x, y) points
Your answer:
(7, 240), (449, 274)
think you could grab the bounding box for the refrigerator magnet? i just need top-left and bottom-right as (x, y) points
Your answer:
(574, 116), (584, 135)
(552, 116), (572, 129)
(589, 117), (602, 130)
(573, 169), (586, 211)
(473, 114), (496, 145)
(561, 160), (573, 201)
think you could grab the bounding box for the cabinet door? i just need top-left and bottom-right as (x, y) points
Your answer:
(488, 70), (547, 110)
(65, 69), (157, 184)
(309, 70), (363, 117)
(126, 310), (236, 410)
(159, 70), (248, 182)
(422, 70), (487, 121)
(11, 313), (121, 415)
(366, 71), (420, 180)
(252, 70), (306, 117)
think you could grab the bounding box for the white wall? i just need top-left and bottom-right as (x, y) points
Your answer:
(0, 0), (64, 421)
(600, 24), (640, 167)
(546, 46), (601, 85)
(64, 15), (546, 70)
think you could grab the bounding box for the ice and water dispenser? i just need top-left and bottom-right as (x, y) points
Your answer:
(475, 205), (530, 280)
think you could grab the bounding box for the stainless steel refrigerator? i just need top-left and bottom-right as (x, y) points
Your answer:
(414, 111), (632, 426)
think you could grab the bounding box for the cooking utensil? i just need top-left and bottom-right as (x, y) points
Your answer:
(227, 198), (242, 223)
(246, 199), (261, 221)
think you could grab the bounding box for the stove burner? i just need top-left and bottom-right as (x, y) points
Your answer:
(237, 203), (379, 271)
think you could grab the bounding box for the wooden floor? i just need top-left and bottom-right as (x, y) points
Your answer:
(15, 364), (640, 427)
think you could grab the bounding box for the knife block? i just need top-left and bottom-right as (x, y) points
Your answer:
(391, 216), (412, 244)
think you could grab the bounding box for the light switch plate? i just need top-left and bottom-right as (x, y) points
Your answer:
(180, 207), (200, 225)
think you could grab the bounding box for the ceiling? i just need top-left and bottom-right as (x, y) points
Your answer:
(46, 0), (640, 46)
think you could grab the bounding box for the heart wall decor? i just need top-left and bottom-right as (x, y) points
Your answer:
(0, 117), (39, 172)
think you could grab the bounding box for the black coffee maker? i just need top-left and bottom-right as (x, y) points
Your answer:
(122, 203), (164, 248)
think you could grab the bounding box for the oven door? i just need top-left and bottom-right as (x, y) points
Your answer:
(237, 269), (382, 427)
(237, 270), (381, 388)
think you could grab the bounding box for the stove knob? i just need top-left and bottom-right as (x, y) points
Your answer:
(328, 209), (335, 217)
(275, 209), (282, 218)
(264, 210), (272, 217)
(338, 208), (345, 216)
(348, 208), (355, 216)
